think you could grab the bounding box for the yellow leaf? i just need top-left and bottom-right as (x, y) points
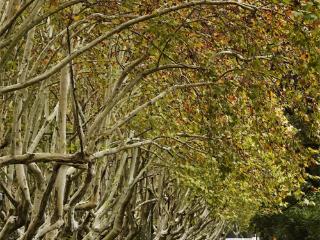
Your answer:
(73, 15), (81, 21)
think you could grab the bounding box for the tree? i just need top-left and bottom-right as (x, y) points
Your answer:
(0, 0), (318, 239)
(252, 192), (320, 240)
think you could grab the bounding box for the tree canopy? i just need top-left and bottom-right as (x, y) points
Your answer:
(0, 0), (319, 239)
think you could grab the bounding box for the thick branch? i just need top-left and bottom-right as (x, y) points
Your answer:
(0, 152), (86, 167)
(21, 165), (60, 240)
(0, 140), (153, 167)
(91, 140), (153, 159)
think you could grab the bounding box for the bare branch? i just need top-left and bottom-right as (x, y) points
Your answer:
(104, 81), (215, 135)
(216, 50), (273, 61)
(0, 152), (87, 167)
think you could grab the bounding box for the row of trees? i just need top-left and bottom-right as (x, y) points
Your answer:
(0, 0), (319, 239)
